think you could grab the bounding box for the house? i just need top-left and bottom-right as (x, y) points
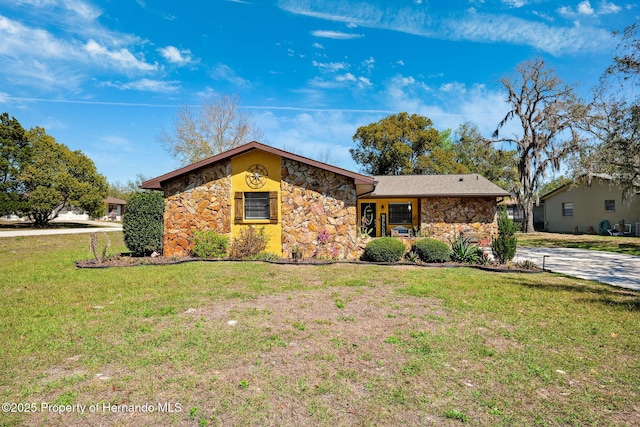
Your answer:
(540, 174), (640, 235)
(358, 174), (508, 242)
(141, 141), (509, 259)
(105, 197), (126, 221)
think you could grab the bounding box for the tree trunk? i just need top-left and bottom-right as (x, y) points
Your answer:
(521, 197), (535, 233)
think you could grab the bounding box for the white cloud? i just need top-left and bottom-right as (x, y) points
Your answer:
(158, 46), (197, 65)
(209, 63), (252, 88)
(502, 0), (527, 7)
(279, 0), (615, 55)
(559, 0), (622, 17)
(312, 42), (325, 49)
(362, 57), (375, 72)
(62, 0), (102, 20)
(599, 1), (622, 14)
(577, 1), (595, 15)
(84, 39), (157, 71)
(101, 78), (180, 92)
(312, 60), (348, 72)
(440, 82), (466, 94)
(311, 30), (364, 39)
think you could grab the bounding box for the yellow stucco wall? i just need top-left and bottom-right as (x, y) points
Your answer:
(231, 150), (283, 255)
(357, 198), (419, 237)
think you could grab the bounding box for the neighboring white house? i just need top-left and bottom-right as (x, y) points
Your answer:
(104, 197), (126, 221)
(2, 198), (127, 222)
(540, 174), (640, 235)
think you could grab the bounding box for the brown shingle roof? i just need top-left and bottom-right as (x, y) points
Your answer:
(369, 174), (509, 198)
(105, 197), (126, 204)
(140, 141), (375, 189)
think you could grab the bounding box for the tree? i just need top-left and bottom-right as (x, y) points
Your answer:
(0, 113), (31, 216)
(453, 122), (518, 192)
(108, 174), (150, 201)
(159, 94), (263, 166)
(582, 24), (640, 198)
(19, 127), (108, 227)
(492, 58), (587, 233)
(350, 112), (466, 175)
(492, 207), (517, 264)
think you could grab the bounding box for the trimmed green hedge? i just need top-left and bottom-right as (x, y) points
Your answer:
(412, 238), (450, 263)
(123, 191), (164, 256)
(363, 237), (406, 263)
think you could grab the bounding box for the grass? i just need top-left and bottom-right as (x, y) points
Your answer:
(518, 231), (640, 256)
(1, 233), (639, 426)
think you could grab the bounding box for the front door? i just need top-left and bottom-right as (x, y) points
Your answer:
(360, 203), (376, 237)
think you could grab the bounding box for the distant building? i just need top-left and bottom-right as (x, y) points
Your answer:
(539, 174), (639, 235)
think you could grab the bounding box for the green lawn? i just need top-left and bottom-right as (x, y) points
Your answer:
(1, 233), (639, 426)
(518, 232), (640, 256)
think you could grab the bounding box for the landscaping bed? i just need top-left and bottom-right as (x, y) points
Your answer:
(76, 253), (542, 273)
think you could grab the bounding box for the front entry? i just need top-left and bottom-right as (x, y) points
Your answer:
(360, 202), (376, 237)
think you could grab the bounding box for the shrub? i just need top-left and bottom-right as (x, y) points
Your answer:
(363, 237), (406, 263)
(123, 191), (164, 256)
(229, 226), (268, 259)
(492, 207), (518, 264)
(516, 259), (537, 270)
(449, 235), (481, 264)
(191, 231), (228, 258)
(412, 238), (450, 263)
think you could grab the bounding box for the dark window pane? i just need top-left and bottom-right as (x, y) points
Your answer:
(389, 202), (412, 224)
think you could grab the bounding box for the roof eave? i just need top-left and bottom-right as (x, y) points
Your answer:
(140, 141), (374, 189)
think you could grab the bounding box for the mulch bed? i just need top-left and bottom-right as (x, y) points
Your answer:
(76, 255), (542, 273)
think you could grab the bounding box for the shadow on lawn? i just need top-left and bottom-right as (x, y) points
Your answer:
(503, 275), (640, 311)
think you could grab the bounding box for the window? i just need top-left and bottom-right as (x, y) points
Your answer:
(234, 192), (278, 223)
(605, 199), (615, 212)
(562, 202), (573, 217)
(388, 202), (412, 224)
(244, 192), (269, 219)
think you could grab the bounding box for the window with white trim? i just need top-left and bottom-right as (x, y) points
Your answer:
(604, 199), (615, 212)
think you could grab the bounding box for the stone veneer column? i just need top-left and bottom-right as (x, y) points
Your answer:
(162, 161), (232, 256)
(420, 197), (498, 242)
(280, 158), (359, 259)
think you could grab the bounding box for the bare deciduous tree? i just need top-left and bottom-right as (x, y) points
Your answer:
(159, 94), (263, 165)
(493, 58), (588, 233)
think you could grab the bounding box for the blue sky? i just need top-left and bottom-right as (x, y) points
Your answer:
(0, 0), (637, 184)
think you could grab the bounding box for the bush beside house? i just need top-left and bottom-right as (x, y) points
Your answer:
(123, 191), (164, 256)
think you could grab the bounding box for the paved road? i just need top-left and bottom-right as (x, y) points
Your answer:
(0, 221), (122, 238)
(515, 247), (640, 291)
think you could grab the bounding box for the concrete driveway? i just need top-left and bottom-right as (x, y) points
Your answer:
(515, 247), (640, 291)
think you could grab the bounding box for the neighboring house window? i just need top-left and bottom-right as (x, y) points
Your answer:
(234, 192), (278, 223)
(562, 202), (573, 217)
(604, 200), (615, 212)
(388, 202), (412, 224)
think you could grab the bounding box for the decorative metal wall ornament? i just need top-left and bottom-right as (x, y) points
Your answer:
(245, 164), (268, 189)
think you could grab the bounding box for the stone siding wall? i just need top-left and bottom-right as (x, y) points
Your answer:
(162, 161), (232, 256)
(420, 197), (498, 242)
(281, 159), (359, 259)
